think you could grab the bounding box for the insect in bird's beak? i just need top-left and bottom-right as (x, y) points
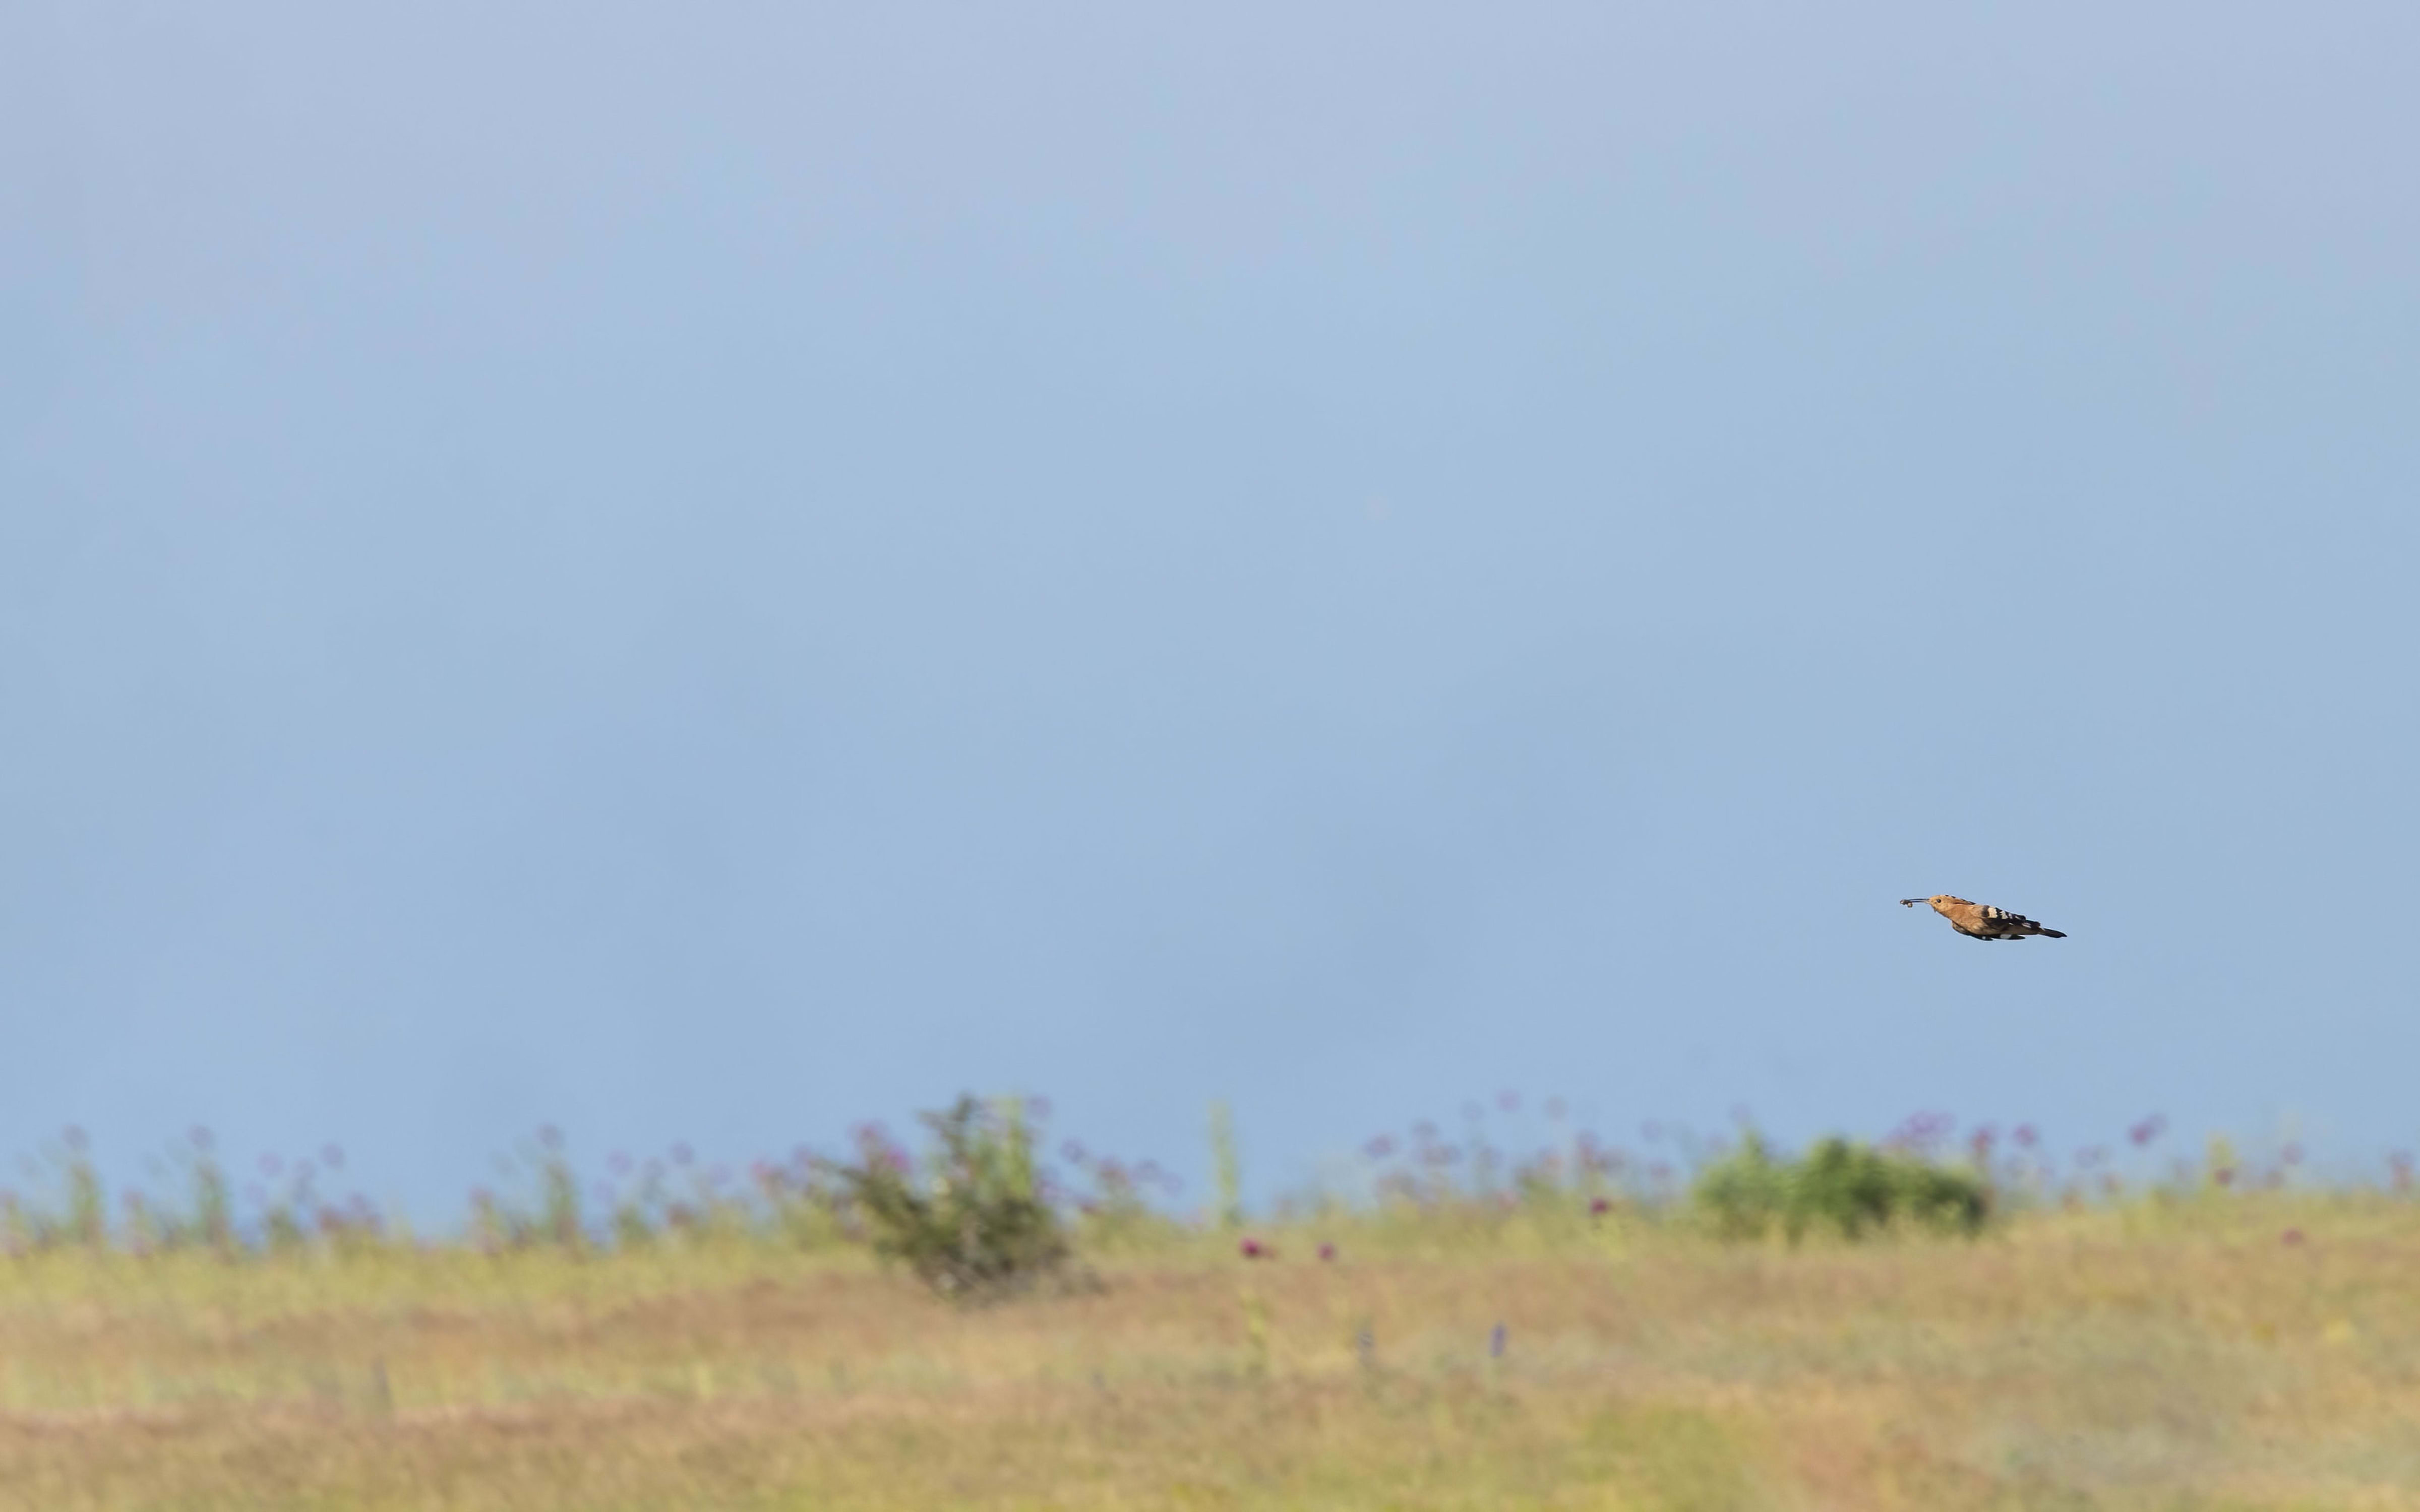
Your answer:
(1898, 898), (1921, 907)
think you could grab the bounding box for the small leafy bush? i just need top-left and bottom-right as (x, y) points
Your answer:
(830, 1095), (1083, 1301)
(1695, 1133), (1989, 1243)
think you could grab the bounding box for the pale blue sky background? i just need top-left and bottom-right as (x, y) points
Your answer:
(4, 3), (2417, 1219)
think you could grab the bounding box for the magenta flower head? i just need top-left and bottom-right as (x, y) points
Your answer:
(1318, 1242), (1337, 1262)
(1589, 1196), (1612, 1216)
(1239, 1237), (1267, 1259)
(2282, 1228), (2306, 1246)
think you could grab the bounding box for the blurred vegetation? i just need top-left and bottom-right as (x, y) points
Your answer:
(0, 1097), (2382, 1269)
(0, 1099), (2412, 1506)
(1693, 1132), (1990, 1242)
(827, 1095), (1082, 1301)
(2, 1187), (2416, 1509)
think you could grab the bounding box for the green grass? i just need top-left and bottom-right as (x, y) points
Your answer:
(4, 1193), (2418, 1508)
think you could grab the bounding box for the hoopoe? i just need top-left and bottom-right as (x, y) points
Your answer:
(1900, 895), (2067, 941)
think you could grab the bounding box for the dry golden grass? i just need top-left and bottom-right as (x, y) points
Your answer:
(5, 1197), (2419, 1509)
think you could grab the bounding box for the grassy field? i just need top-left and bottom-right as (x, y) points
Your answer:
(4, 1195), (2418, 1510)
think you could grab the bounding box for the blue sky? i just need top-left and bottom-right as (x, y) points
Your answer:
(5, 2), (2417, 1219)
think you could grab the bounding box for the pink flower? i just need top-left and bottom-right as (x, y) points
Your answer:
(1318, 1243), (1337, 1262)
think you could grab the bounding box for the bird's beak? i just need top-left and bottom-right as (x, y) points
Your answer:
(1898, 898), (1920, 907)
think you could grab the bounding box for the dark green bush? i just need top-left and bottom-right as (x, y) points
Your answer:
(1694, 1133), (1989, 1243)
(830, 1095), (1083, 1301)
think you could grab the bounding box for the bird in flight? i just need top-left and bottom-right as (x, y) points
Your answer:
(1901, 895), (2067, 941)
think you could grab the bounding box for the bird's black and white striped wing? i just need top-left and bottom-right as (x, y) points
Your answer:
(1980, 904), (2064, 938)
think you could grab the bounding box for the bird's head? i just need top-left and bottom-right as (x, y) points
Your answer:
(1899, 896), (1951, 908)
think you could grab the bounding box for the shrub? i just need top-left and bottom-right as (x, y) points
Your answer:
(1695, 1133), (1989, 1243)
(830, 1095), (1083, 1301)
